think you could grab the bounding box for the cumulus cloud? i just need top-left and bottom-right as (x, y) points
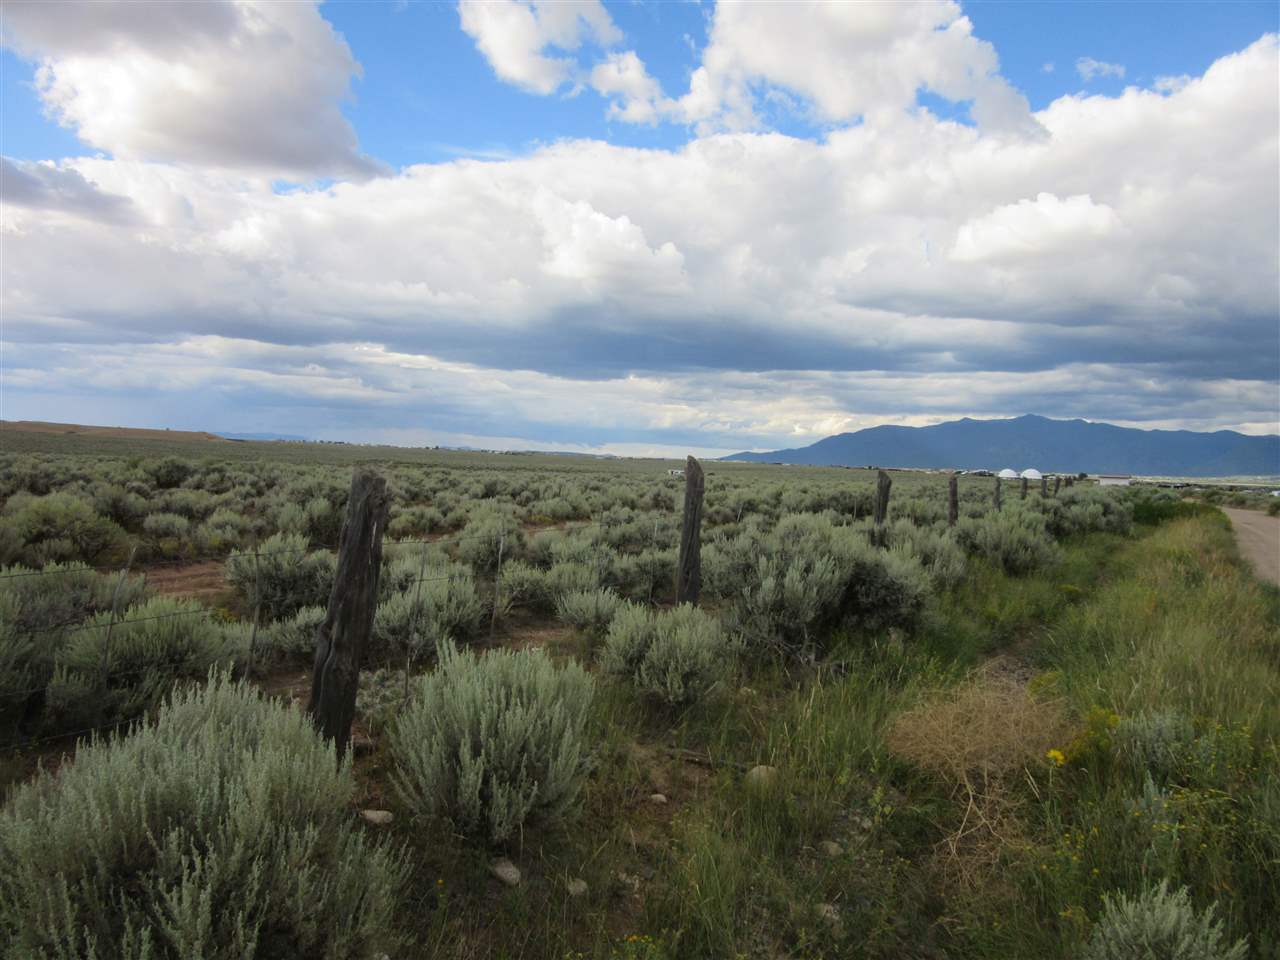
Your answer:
(0, 157), (138, 224)
(1077, 57), (1126, 82)
(0, 0), (381, 180)
(458, 0), (620, 94)
(2, 33), (1277, 445)
(668, 0), (1041, 136)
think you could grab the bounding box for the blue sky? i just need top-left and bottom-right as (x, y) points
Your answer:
(1, 1), (1277, 454)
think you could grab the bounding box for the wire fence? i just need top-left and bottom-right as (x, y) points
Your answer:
(0, 516), (672, 755)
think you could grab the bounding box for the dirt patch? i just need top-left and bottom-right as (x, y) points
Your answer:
(140, 561), (233, 606)
(1222, 507), (1280, 587)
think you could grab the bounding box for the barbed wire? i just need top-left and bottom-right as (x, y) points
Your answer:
(0, 520), (624, 583)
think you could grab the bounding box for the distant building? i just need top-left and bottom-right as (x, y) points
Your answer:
(668, 468), (685, 478)
(1098, 475), (1132, 487)
(997, 468), (1019, 479)
(1020, 468), (1043, 481)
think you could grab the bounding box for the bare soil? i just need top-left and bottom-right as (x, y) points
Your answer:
(1222, 507), (1280, 587)
(140, 560), (235, 606)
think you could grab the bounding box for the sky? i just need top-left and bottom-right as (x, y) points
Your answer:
(1, 0), (1277, 458)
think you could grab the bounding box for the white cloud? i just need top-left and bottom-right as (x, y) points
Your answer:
(1042, 62), (1055, 73)
(665, 0), (1042, 136)
(951, 193), (1123, 262)
(0, 0), (380, 180)
(3, 35), (1277, 444)
(457, 0), (620, 95)
(1076, 57), (1126, 82)
(590, 51), (667, 123)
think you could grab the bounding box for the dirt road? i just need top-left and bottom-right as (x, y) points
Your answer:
(1221, 508), (1280, 588)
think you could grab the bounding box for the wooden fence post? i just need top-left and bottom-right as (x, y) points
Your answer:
(1052, 475), (1061, 496)
(309, 468), (389, 759)
(1040, 476), (1048, 497)
(994, 476), (1002, 510)
(1020, 477), (1028, 500)
(675, 456), (704, 605)
(1065, 476), (1074, 488)
(947, 475), (959, 527)
(874, 470), (892, 525)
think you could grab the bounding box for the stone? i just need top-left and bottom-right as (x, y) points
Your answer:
(566, 878), (588, 898)
(744, 764), (779, 790)
(817, 903), (843, 937)
(360, 809), (393, 826)
(818, 840), (843, 859)
(649, 793), (668, 805)
(490, 858), (521, 887)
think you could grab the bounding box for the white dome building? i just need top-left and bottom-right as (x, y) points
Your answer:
(1020, 468), (1043, 480)
(997, 468), (1019, 479)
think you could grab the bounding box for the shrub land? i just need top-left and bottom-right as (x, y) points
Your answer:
(0, 437), (1275, 959)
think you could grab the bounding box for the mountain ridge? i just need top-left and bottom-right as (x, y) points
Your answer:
(724, 415), (1280, 477)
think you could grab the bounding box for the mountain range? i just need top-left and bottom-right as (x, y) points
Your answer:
(724, 415), (1280, 477)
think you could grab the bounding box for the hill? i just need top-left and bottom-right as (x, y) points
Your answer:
(725, 415), (1280, 477)
(0, 420), (227, 443)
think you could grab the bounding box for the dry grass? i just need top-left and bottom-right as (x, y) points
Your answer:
(887, 660), (1070, 888)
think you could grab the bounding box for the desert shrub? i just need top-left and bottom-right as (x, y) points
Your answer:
(600, 603), (735, 707)
(497, 559), (547, 610)
(0, 563), (146, 727)
(883, 519), (966, 587)
(142, 511), (191, 541)
(356, 666), (408, 736)
(555, 587), (623, 638)
(196, 507), (251, 551)
(956, 507), (1058, 575)
(143, 455), (193, 489)
(544, 560), (600, 605)
(709, 516), (931, 657)
(387, 504), (444, 539)
(372, 565), (485, 660)
(1113, 709), (1197, 783)
(1081, 880), (1247, 960)
(263, 605), (326, 660)
(0, 672), (408, 958)
(224, 533), (336, 619)
(456, 506), (522, 573)
(5, 492), (126, 565)
(44, 597), (244, 730)
(390, 642), (594, 842)
(91, 484), (148, 528)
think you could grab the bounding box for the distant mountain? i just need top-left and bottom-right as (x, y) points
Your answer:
(724, 415), (1280, 477)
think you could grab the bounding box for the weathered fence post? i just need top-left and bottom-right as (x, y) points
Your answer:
(994, 476), (1002, 510)
(675, 456), (704, 605)
(309, 468), (389, 759)
(874, 469), (892, 525)
(1065, 475), (1074, 488)
(1040, 476), (1048, 497)
(947, 475), (959, 527)
(1020, 477), (1029, 500)
(1052, 475), (1061, 496)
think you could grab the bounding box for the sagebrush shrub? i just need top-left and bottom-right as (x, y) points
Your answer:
(956, 507), (1058, 575)
(373, 563), (485, 659)
(44, 596), (245, 730)
(1114, 709), (1197, 782)
(600, 602), (735, 706)
(5, 492), (126, 565)
(224, 532), (336, 619)
(0, 671), (408, 958)
(555, 587), (623, 638)
(1081, 880), (1247, 960)
(390, 641), (594, 841)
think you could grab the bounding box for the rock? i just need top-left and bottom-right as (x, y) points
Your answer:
(817, 902), (843, 936)
(490, 858), (521, 887)
(818, 840), (843, 859)
(360, 809), (393, 826)
(649, 793), (668, 805)
(566, 878), (588, 898)
(744, 764), (779, 791)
